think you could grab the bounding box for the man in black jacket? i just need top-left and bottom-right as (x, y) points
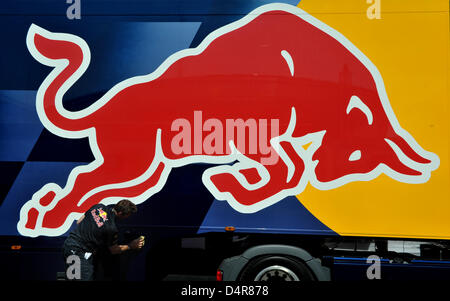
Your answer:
(62, 199), (144, 280)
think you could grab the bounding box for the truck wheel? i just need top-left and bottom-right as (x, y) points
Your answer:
(239, 256), (315, 281)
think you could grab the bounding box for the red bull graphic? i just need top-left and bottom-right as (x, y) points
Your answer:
(17, 3), (439, 237)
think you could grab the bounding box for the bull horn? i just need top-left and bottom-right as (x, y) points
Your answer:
(381, 141), (422, 176)
(385, 132), (431, 165)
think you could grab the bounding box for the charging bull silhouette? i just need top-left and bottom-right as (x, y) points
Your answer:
(18, 4), (439, 237)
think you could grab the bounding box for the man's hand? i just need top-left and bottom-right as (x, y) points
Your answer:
(129, 236), (145, 250)
(109, 236), (145, 254)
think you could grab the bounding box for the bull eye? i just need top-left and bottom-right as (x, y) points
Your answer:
(346, 96), (373, 125)
(281, 50), (294, 76)
(348, 150), (362, 162)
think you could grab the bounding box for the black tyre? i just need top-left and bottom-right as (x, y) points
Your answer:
(239, 255), (315, 282)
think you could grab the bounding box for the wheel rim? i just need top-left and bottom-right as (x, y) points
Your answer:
(254, 265), (300, 281)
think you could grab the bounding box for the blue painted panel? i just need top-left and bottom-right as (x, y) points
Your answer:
(0, 0), (300, 15)
(199, 196), (336, 236)
(0, 90), (42, 161)
(0, 18), (201, 99)
(0, 162), (83, 235)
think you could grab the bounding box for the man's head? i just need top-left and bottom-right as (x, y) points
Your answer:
(113, 199), (137, 219)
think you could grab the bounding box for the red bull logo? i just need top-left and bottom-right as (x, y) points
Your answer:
(18, 3), (440, 237)
(91, 208), (108, 228)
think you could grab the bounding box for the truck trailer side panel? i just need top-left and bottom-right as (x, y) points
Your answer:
(0, 0), (448, 281)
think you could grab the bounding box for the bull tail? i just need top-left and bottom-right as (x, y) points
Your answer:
(26, 24), (93, 134)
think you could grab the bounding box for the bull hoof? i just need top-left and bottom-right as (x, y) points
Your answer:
(210, 172), (238, 194)
(38, 190), (56, 207)
(41, 206), (73, 229)
(17, 184), (66, 237)
(24, 207), (39, 230)
(209, 172), (267, 206)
